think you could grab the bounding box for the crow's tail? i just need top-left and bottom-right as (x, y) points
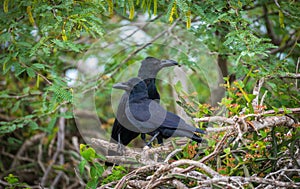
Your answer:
(191, 134), (203, 143)
(195, 128), (206, 134)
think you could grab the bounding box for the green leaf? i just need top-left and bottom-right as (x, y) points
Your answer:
(32, 63), (45, 70)
(14, 63), (26, 76)
(29, 121), (39, 130)
(80, 146), (96, 162)
(260, 130), (267, 138)
(23, 87), (30, 94)
(247, 94), (256, 102)
(0, 124), (17, 134)
(26, 67), (36, 78)
(2, 56), (11, 74)
(11, 100), (21, 113)
(90, 166), (99, 179)
(78, 159), (87, 175)
(86, 179), (98, 189)
(4, 174), (19, 184)
(7, 137), (22, 145)
(94, 162), (105, 176)
(224, 147), (231, 154)
(17, 42), (32, 48)
(47, 117), (57, 132)
(272, 106), (279, 113)
(30, 36), (47, 57)
(279, 11), (285, 28)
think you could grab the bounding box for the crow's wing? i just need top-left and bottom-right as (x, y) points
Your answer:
(154, 109), (205, 141)
(125, 99), (165, 133)
(148, 101), (205, 133)
(126, 99), (205, 137)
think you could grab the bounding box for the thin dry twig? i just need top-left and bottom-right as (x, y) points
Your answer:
(41, 108), (66, 187)
(296, 57), (299, 89)
(10, 133), (46, 169)
(164, 149), (182, 163)
(50, 108), (66, 188)
(252, 78), (265, 111)
(194, 116), (235, 124)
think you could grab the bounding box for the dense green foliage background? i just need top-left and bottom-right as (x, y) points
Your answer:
(0, 0), (299, 188)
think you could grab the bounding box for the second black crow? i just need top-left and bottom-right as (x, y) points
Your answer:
(113, 77), (205, 144)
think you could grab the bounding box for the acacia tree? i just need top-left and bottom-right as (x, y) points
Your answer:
(0, 0), (299, 188)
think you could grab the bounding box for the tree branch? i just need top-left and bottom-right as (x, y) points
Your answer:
(263, 5), (280, 45)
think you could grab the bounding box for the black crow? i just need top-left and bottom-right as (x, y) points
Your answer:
(113, 77), (205, 144)
(109, 57), (178, 152)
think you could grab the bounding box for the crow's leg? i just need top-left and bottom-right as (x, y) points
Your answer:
(141, 133), (146, 142)
(146, 132), (160, 147)
(117, 133), (124, 155)
(157, 135), (163, 145)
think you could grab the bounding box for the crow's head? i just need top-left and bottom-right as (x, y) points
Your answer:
(113, 77), (145, 92)
(138, 57), (179, 79)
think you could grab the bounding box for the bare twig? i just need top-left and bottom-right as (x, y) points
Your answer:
(260, 91), (268, 107)
(38, 143), (46, 173)
(252, 78), (265, 110)
(74, 168), (86, 187)
(41, 108), (66, 187)
(262, 107), (300, 115)
(296, 57), (299, 89)
(263, 5), (279, 45)
(268, 73), (300, 79)
(195, 107), (300, 126)
(10, 133), (46, 169)
(194, 116), (235, 124)
(164, 149), (182, 163)
(50, 108), (66, 188)
(200, 131), (232, 163)
(169, 179), (189, 189)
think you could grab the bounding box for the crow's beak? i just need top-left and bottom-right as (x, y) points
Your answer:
(160, 59), (180, 68)
(113, 82), (130, 91)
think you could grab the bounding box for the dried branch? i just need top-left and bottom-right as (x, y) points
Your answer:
(270, 35), (299, 54)
(296, 57), (299, 89)
(10, 133), (46, 169)
(109, 157), (300, 188)
(91, 138), (182, 165)
(263, 5), (280, 45)
(260, 91), (268, 107)
(194, 107), (300, 125)
(262, 107), (300, 115)
(41, 108), (66, 187)
(50, 108), (66, 188)
(267, 73), (300, 79)
(200, 131), (233, 163)
(164, 149), (182, 163)
(252, 78), (265, 110)
(202, 115), (295, 133)
(194, 116), (235, 124)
